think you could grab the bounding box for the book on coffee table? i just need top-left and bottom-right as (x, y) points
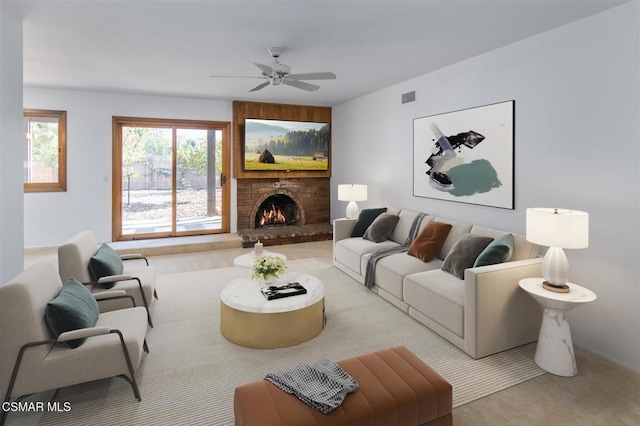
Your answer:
(261, 282), (307, 300)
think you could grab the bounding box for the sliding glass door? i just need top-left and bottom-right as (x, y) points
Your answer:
(113, 117), (230, 240)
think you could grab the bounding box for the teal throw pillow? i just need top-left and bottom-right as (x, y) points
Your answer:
(474, 233), (514, 267)
(45, 278), (100, 348)
(88, 243), (123, 288)
(351, 208), (387, 237)
(363, 213), (400, 243)
(441, 234), (494, 279)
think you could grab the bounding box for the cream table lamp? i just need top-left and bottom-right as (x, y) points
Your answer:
(525, 208), (589, 292)
(337, 184), (367, 219)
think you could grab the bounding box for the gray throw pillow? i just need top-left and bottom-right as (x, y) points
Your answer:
(474, 233), (514, 267)
(351, 207), (387, 237)
(363, 213), (400, 243)
(441, 234), (494, 279)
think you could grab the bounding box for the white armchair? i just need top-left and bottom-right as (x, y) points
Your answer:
(0, 262), (149, 426)
(58, 231), (157, 327)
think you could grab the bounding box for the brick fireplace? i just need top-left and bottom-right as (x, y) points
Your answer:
(237, 178), (332, 247)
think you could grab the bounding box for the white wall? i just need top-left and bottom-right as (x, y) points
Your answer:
(332, 2), (640, 372)
(0, 3), (24, 284)
(23, 88), (233, 246)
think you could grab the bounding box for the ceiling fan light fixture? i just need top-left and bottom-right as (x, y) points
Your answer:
(210, 46), (336, 93)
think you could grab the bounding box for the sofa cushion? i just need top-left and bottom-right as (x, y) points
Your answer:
(350, 208), (387, 237)
(45, 278), (100, 348)
(403, 270), (465, 337)
(408, 221), (453, 262)
(336, 238), (400, 275)
(374, 253), (443, 300)
(88, 243), (123, 287)
(474, 233), (514, 267)
(389, 210), (423, 244)
(432, 218), (473, 260)
(363, 213), (400, 243)
(441, 234), (494, 279)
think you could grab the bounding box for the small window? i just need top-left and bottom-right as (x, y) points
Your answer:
(23, 109), (67, 192)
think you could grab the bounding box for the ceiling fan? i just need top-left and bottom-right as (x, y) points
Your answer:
(211, 47), (336, 92)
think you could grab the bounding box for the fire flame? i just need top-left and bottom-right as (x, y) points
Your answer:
(260, 204), (287, 226)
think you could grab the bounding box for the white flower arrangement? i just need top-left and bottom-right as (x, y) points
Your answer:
(252, 255), (286, 282)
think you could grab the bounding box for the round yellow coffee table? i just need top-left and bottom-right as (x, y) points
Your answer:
(220, 273), (325, 349)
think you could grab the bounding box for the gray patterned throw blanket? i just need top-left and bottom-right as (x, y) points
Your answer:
(364, 212), (427, 289)
(264, 359), (359, 414)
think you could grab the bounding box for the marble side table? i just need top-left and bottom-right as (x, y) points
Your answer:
(519, 278), (596, 376)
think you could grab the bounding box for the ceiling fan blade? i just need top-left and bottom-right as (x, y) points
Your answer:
(211, 75), (267, 79)
(283, 80), (320, 92)
(249, 81), (271, 92)
(253, 63), (273, 76)
(287, 72), (336, 81)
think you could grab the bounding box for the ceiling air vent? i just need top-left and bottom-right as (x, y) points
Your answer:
(401, 90), (417, 105)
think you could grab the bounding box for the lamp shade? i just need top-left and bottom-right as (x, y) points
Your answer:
(337, 184), (367, 202)
(526, 208), (589, 249)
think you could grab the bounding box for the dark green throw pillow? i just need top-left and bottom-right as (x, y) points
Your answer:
(45, 278), (100, 348)
(441, 234), (494, 279)
(89, 243), (123, 288)
(351, 208), (387, 237)
(474, 233), (514, 267)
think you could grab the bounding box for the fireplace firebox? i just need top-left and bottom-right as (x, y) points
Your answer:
(255, 195), (299, 228)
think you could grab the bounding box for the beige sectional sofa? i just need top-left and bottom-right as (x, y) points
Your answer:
(333, 208), (544, 359)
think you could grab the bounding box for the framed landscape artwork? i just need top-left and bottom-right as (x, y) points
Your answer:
(413, 100), (515, 209)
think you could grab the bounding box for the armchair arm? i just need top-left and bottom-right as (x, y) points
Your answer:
(463, 257), (544, 359)
(4, 326), (109, 402)
(333, 218), (357, 243)
(95, 275), (151, 326)
(98, 274), (133, 284)
(94, 290), (137, 308)
(58, 326), (111, 342)
(120, 253), (149, 266)
(94, 290), (127, 300)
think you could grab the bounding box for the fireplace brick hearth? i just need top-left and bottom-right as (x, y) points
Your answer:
(237, 178), (332, 247)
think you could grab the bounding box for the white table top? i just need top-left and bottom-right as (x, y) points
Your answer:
(233, 251), (288, 268)
(220, 272), (325, 314)
(519, 278), (596, 310)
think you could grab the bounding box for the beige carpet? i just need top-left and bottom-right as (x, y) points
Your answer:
(16, 257), (544, 426)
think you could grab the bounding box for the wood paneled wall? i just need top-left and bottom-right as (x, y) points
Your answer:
(232, 100), (332, 179)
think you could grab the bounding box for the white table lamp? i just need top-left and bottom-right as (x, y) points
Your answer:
(338, 184), (367, 219)
(526, 208), (589, 293)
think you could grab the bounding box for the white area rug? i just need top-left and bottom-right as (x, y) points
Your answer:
(17, 258), (543, 426)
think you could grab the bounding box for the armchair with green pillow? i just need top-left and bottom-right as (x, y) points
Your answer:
(0, 262), (149, 426)
(58, 231), (157, 327)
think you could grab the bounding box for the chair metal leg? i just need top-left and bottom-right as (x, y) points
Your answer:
(133, 277), (154, 328)
(154, 289), (159, 300)
(143, 339), (149, 353)
(112, 330), (141, 401)
(0, 398), (8, 426)
(2, 339), (57, 426)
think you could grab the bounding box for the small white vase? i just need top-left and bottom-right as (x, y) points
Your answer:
(255, 275), (278, 285)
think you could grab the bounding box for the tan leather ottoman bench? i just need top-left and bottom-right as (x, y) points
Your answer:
(234, 345), (452, 426)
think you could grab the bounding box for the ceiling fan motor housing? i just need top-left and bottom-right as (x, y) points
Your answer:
(213, 46), (333, 92)
(268, 47), (284, 58)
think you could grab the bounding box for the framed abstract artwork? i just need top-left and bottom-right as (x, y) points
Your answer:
(413, 100), (515, 209)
